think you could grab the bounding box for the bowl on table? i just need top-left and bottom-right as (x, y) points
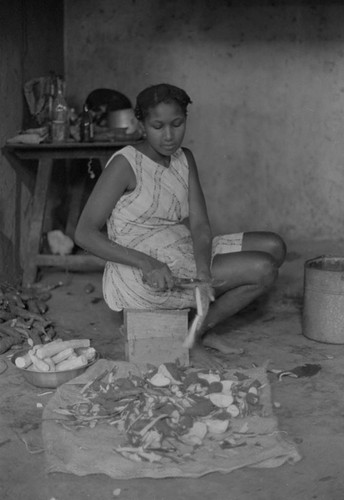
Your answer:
(11, 348), (99, 388)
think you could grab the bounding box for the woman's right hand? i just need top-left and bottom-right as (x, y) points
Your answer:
(141, 257), (175, 291)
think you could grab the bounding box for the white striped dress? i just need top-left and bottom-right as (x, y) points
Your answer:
(102, 146), (242, 311)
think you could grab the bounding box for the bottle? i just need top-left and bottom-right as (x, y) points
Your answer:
(43, 72), (56, 124)
(51, 78), (68, 142)
(69, 107), (78, 127)
(79, 103), (94, 142)
(41, 72), (56, 139)
(68, 107), (80, 142)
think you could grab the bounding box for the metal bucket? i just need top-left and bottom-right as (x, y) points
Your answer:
(303, 255), (344, 343)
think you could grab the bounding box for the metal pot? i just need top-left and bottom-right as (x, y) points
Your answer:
(107, 108), (136, 130)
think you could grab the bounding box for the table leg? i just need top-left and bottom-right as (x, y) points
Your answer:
(22, 158), (53, 286)
(2, 149), (36, 279)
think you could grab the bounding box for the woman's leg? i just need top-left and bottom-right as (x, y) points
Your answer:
(200, 231), (286, 348)
(190, 231), (286, 365)
(242, 231), (287, 267)
(204, 250), (277, 330)
(190, 250), (278, 364)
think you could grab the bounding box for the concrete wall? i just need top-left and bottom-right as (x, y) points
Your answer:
(65, 0), (344, 242)
(0, 0), (63, 282)
(0, 1), (22, 282)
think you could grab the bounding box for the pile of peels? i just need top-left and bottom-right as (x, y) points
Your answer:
(54, 362), (264, 464)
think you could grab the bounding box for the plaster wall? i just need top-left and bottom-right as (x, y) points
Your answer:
(0, 1), (23, 281)
(0, 1), (63, 281)
(65, 0), (344, 242)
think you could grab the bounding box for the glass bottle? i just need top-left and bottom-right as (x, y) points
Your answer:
(51, 78), (68, 142)
(43, 72), (56, 124)
(79, 103), (94, 142)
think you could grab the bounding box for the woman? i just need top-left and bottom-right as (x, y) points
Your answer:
(75, 83), (286, 367)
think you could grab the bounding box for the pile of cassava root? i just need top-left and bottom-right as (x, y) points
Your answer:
(0, 282), (60, 354)
(15, 338), (96, 372)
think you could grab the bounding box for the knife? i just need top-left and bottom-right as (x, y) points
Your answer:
(174, 277), (225, 289)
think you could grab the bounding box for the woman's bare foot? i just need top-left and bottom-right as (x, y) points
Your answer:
(189, 343), (225, 370)
(202, 332), (244, 355)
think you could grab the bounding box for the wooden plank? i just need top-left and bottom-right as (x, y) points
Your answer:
(126, 337), (189, 367)
(2, 148), (35, 191)
(3, 141), (142, 160)
(36, 253), (105, 270)
(124, 308), (189, 367)
(124, 309), (189, 339)
(22, 158), (53, 285)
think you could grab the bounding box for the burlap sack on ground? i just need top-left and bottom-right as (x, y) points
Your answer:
(42, 360), (301, 479)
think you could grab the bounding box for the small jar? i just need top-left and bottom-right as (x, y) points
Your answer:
(80, 104), (94, 142)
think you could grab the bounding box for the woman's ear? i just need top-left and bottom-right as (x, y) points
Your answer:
(138, 121), (146, 138)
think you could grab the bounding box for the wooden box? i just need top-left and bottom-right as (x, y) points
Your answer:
(124, 309), (189, 367)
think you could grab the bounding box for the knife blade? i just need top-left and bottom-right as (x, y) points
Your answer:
(174, 278), (225, 289)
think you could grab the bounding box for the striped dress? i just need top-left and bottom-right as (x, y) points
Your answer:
(102, 145), (242, 311)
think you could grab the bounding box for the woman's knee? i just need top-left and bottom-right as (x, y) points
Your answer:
(243, 231), (287, 267)
(267, 232), (287, 267)
(253, 253), (278, 289)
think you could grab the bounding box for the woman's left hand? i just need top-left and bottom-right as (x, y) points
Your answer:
(183, 282), (214, 349)
(197, 282), (213, 324)
(197, 273), (215, 305)
(195, 275), (215, 331)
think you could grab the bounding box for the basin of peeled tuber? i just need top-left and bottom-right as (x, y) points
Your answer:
(11, 347), (99, 388)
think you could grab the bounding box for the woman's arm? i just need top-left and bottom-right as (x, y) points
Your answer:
(75, 154), (143, 266)
(183, 147), (213, 281)
(74, 154), (174, 288)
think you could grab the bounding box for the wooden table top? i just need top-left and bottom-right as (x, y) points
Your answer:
(3, 140), (142, 159)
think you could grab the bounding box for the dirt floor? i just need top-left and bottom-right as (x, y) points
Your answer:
(1, 240), (344, 500)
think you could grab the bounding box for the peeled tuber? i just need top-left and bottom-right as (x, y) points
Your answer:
(51, 347), (74, 364)
(36, 339), (90, 359)
(15, 352), (32, 369)
(28, 350), (50, 372)
(55, 354), (87, 372)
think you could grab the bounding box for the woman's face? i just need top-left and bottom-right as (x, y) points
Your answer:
(142, 101), (186, 158)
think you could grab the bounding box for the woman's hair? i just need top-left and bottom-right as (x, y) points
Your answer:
(134, 83), (192, 121)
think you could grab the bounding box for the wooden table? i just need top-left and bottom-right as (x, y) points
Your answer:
(2, 141), (140, 285)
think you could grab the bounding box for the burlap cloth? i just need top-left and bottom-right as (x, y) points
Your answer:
(42, 360), (301, 479)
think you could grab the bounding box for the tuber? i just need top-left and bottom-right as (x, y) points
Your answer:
(82, 347), (96, 361)
(51, 347), (74, 364)
(0, 322), (23, 353)
(205, 419), (229, 434)
(55, 355), (87, 372)
(208, 393), (234, 408)
(28, 328), (43, 345)
(227, 404), (240, 417)
(26, 299), (41, 315)
(44, 357), (55, 371)
(28, 350), (50, 372)
(0, 336), (16, 354)
(35, 300), (48, 314)
(15, 352), (33, 369)
(0, 323), (22, 343)
(0, 310), (13, 322)
(184, 399), (214, 417)
(36, 339), (90, 359)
